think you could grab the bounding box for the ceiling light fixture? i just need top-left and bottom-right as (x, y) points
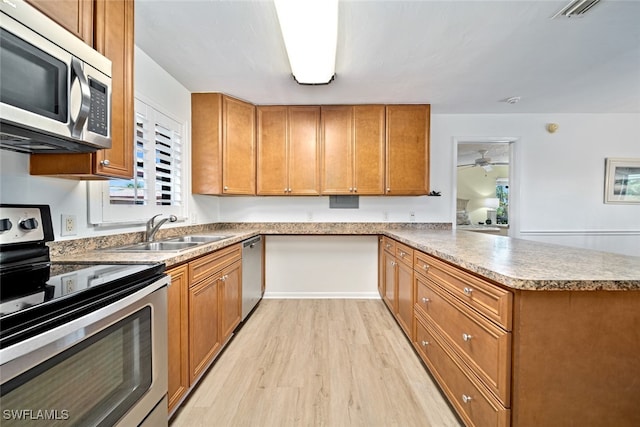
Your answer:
(552, 0), (601, 19)
(503, 96), (521, 104)
(274, 0), (338, 85)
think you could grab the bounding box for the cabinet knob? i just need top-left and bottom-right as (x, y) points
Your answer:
(462, 394), (472, 404)
(386, 187), (391, 192)
(100, 159), (110, 166)
(353, 188), (357, 193)
(421, 297), (430, 304)
(391, 261), (397, 267)
(349, 187), (353, 192)
(385, 243), (391, 249)
(224, 186), (229, 191)
(462, 333), (473, 342)
(399, 251), (406, 257)
(421, 340), (429, 347)
(288, 188), (292, 193)
(463, 287), (473, 296)
(422, 263), (429, 271)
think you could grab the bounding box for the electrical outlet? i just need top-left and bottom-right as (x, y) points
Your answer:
(61, 214), (77, 236)
(383, 211), (389, 221)
(307, 211), (314, 222)
(410, 211), (415, 222)
(62, 274), (78, 295)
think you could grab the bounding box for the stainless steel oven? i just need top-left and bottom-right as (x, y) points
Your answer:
(0, 205), (168, 427)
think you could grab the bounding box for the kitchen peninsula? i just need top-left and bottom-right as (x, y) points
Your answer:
(52, 222), (640, 427)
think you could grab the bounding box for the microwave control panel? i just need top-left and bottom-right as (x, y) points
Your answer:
(88, 78), (108, 137)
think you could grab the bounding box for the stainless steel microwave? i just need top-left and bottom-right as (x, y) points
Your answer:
(0, 0), (112, 154)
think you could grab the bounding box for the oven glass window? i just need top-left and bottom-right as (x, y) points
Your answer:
(0, 307), (152, 426)
(0, 29), (67, 123)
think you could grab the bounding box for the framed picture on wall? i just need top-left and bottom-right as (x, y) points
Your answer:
(604, 158), (640, 204)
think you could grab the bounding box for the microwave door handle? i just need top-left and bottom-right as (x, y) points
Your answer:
(69, 57), (91, 138)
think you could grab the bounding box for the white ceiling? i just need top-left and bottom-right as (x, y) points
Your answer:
(135, 0), (640, 113)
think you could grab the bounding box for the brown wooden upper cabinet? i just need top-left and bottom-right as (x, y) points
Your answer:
(385, 105), (430, 195)
(26, 0), (94, 44)
(320, 105), (385, 195)
(256, 106), (320, 196)
(192, 94), (256, 195)
(29, 0), (135, 179)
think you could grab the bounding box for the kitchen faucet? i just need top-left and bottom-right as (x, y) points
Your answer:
(145, 214), (177, 242)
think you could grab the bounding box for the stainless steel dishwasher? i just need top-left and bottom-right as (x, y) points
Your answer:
(241, 236), (263, 320)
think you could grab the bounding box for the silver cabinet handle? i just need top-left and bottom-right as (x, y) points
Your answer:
(100, 159), (110, 166)
(391, 261), (397, 267)
(421, 297), (430, 304)
(462, 394), (472, 404)
(399, 251), (406, 257)
(421, 340), (429, 347)
(462, 333), (473, 341)
(385, 243), (391, 249)
(463, 287), (473, 296)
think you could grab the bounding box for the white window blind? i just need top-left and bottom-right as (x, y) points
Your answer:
(89, 97), (186, 225)
(109, 99), (183, 207)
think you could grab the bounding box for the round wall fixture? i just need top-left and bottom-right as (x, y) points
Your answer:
(546, 123), (559, 133)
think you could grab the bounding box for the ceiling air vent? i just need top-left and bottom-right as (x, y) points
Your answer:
(552, 0), (601, 18)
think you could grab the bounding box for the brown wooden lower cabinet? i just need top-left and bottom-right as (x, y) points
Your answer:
(166, 264), (189, 415)
(167, 244), (243, 416)
(380, 236), (640, 427)
(414, 313), (510, 427)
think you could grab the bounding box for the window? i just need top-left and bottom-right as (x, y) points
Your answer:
(110, 99), (182, 206)
(496, 178), (509, 224)
(89, 98), (185, 224)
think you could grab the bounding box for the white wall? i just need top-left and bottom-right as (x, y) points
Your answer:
(434, 113), (640, 256)
(264, 236), (379, 298)
(0, 46), (219, 240)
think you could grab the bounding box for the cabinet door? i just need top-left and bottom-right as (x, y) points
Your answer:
(396, 260), (414, 339)
(385, 105), (430, 195)
(191, 93), (223, 194)
(257, 106), (289, 195)
(167, 265), (189, 414)
(93, 0), (134, 178)
(29, 0), (134, 179)
(353, 105), (385, 195)
(288, 106), (320, 195)
(321, 106), (353, 194)
(219, 260), (242, 341)
(223, 96), (256, 195)
(26, 0), (93, 44)
(189, 276), (221, 384)
(382, 250), (397, 312)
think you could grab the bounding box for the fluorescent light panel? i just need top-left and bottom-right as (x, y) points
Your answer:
(274, 0), (338, 85)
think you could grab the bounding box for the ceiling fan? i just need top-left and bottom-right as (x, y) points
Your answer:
(457, 150), (508, 172)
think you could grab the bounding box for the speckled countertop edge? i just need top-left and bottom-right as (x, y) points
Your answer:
(50, 222), (640, 290)
(384, 229), (640, 291)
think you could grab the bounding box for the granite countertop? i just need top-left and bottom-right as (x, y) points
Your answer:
(51, 222), (640, 291)
(385, 229), (640, 291)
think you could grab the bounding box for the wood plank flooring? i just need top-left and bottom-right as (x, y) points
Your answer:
(170, 299), (462, 427)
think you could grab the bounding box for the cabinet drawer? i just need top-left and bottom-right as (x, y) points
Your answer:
(382, 236), (396, 254)
(415, 276), (511, 405)
(415, 251), (512, 330)
(414, 314), (510, 427)
(189, 244), (241, 285)
(395, 242), (414, 267)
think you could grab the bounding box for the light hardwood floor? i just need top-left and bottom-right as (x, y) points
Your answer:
(170, 299), (462, 427)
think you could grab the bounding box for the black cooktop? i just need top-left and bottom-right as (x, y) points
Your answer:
(0, 262), (165, 348)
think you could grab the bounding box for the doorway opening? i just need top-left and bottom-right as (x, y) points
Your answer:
(453, 138), (519, 237)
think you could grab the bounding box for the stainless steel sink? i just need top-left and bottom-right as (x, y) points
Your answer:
(107, 241), (200, 252)
(164, 235), (229, 244)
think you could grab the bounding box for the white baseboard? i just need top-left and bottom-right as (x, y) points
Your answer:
(263, 291), (381, 299)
